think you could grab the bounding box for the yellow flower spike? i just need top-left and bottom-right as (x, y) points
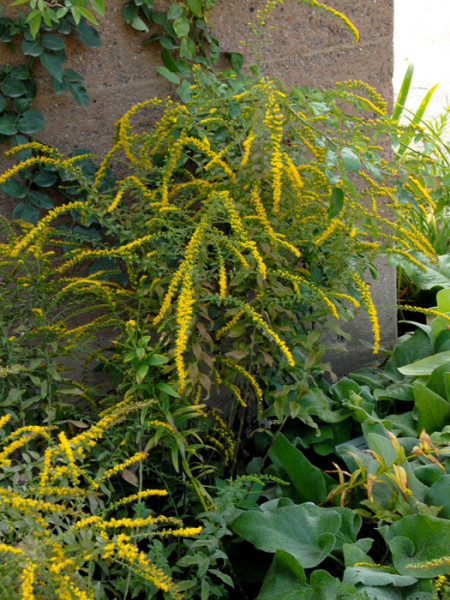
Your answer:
(0, 542), (25, 556)
(352, 272), (380, 354)
(99, 451), (148, 481)
(223, 358), (264, 418)
(20, 560), (36, 600)
(241, 130), (255, 166)
(0, 414), (12, 430)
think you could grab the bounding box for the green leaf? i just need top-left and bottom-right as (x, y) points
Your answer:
(270, 434), (327, 503)
(228, 52), (244, 73)
(17, 109), (44, 134)
(173, 16), (190, 37)
(122, 2), (149, 31)
(21, 37), (43, 56)
(0, 94), (6, 112)
(68, 82), (88, 106)
(1, 178), (27, 199)
(257, 550), (310, 600)
(136, 363), (149, 384)
(180, 36), (196, 59)
(0, 116), (18, 135)
(72, 5), (98, 25)
(343, 565), (417, 588)
(28, 15), (42, 39)
(33, 169), (58, 187)
(385, 514), (450, 578)
(40, 52), (64, 82)
(28, 190), (54, 209)
(147, 354), (170, 366)
(328, 186), (344, 219)
(75, 21), (101, 47)
(341, 147), (361, 171)
(1, 78), (26, 98)
(155, 66), (180, 84)
(155, 382), (181, 398)
(161, 48), (180, 73)
(414, 381), (450, 433)
(186, 0), (201, 16)
(167, 3), (183, 20)
(89, 0), (105, 16)
(398, 350), (450, 376)
(231, 503), (341, 568)
(12, 201), (39, 224)
(425, 475), (450, 519)
(41, 33), (65, 51)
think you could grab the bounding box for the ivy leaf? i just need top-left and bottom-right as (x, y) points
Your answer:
(17, 109), (44, 134)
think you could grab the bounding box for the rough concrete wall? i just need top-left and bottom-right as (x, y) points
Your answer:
(0, 0), (395, 373)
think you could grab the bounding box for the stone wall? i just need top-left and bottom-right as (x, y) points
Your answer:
(0, 0), (395, 373)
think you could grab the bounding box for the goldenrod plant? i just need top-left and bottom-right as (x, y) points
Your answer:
(0, 407), (203, 600)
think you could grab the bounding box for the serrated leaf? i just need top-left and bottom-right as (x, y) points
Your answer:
(341, 147), (361, 171)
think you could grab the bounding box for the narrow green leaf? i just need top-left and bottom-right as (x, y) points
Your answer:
(155, 66), (180, 84)
(392, 62), (414, 122)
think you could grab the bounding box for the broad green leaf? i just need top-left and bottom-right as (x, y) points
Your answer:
(187, 0), (201, 15)
(328, 186), (344, 219)
(89, 0), (105, 16)
(256, 550), (310, 600)
(12, 201), (39, 224)
(384, 329), (433, 380)
(40, 52), (64, 82)
(385, 514), (450, 577)
(414, 381), (450, 433)
(17, 109), (44, 134)
(229, 52), (244, 73)
(167, 3), (183, 20)
(436, 287), (450, 313)
(343, 565), (417, 588)
(173, 16), (190, 37)
(147, 354), (170, 366)
(399, 253), (450, 291)
(341, 147), (361, 171)
(270, 434), (326, 503)
(68, 82), (88, 106)
(33, 170), (58, 187)
(425, 475), (450, 519)
(75, 21), (102, 47)
(231, 503), (341, 568)
(1, 178), (27, 199)
(399, 350), (450, 376)
(41, 33), (65, 51)
(427, 361), (450, 399)
(21, 37), (43, 56)
(0, 116), (18, 136)
(180, 36), (196, 59)
(155, 66), (180, 84)
(28, 190), (54, 209)
(0, 94), (5, 112)
(1, 78), (26, 98)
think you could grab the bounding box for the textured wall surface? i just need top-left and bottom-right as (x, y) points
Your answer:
(0, 0), (395, 373)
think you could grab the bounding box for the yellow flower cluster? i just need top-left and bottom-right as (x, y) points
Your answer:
(99, 451), (148, 481)
(20, 560), (36, 600)
(263, 94), (284, 213)
(223, 358), (264, 418)
(352, 272), (380, 354)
